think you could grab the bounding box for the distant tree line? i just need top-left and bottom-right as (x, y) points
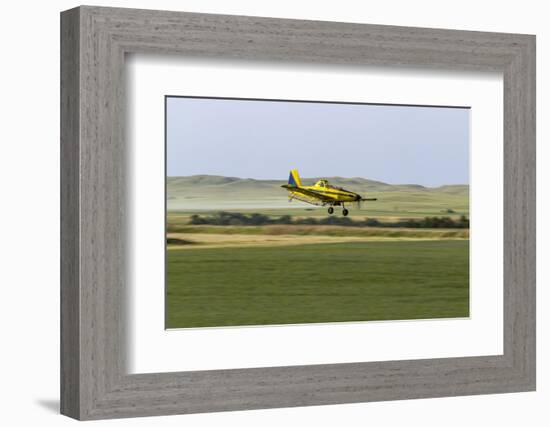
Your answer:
(188, 212), (469, 229)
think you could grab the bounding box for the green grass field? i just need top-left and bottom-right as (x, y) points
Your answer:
(166, 175), (470, 328)
(166, 240), (469, 328)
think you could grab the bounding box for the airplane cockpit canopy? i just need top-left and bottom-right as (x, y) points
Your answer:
(316, 179), (347, 191)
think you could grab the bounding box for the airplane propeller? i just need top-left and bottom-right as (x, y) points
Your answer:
(354, 196), (377, 210)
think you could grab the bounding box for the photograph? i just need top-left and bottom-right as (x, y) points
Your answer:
(165, 96), (471, 329)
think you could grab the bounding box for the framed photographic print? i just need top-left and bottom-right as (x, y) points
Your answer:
(61, 5), (536, 420)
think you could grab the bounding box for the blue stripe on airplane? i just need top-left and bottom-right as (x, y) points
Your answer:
(288, 172), (298, 186)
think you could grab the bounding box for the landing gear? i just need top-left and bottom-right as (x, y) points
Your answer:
(327, 204), (349, 216)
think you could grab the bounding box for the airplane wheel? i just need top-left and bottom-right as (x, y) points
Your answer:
(342, 208), (349, 216)
(328, 207), (334, 214)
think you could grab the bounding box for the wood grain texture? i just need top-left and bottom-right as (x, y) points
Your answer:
(60, 6), (536, 420)
(60, 7), (80, 419)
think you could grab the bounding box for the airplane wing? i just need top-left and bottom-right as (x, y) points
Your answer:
(288, 193), (323, 206)
(282, 185), (334, 204)
(293, 187), (333, 201)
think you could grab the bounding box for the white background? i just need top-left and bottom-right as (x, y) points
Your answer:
(0, 1), (546, 426)
(128, 58), (503, 373)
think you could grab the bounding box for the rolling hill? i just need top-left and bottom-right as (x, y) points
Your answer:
(167, 175), (469, 218)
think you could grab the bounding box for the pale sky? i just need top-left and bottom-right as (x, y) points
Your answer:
(166, 96), (470, 187)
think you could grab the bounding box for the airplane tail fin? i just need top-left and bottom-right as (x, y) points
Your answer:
(288, 169), (302, 187)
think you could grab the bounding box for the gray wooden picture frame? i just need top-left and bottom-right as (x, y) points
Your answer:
(60, 5), (536, 420)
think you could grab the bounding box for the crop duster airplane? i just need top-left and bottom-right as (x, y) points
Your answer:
(281, 169), (377, 216)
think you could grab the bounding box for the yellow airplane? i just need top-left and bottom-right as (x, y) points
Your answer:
(281, 169), (377, 216)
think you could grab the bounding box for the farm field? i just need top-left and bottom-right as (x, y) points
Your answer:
(165, 175), (470, 329)
(166, 240), (469, 328)
(167, 225), (469, 249)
